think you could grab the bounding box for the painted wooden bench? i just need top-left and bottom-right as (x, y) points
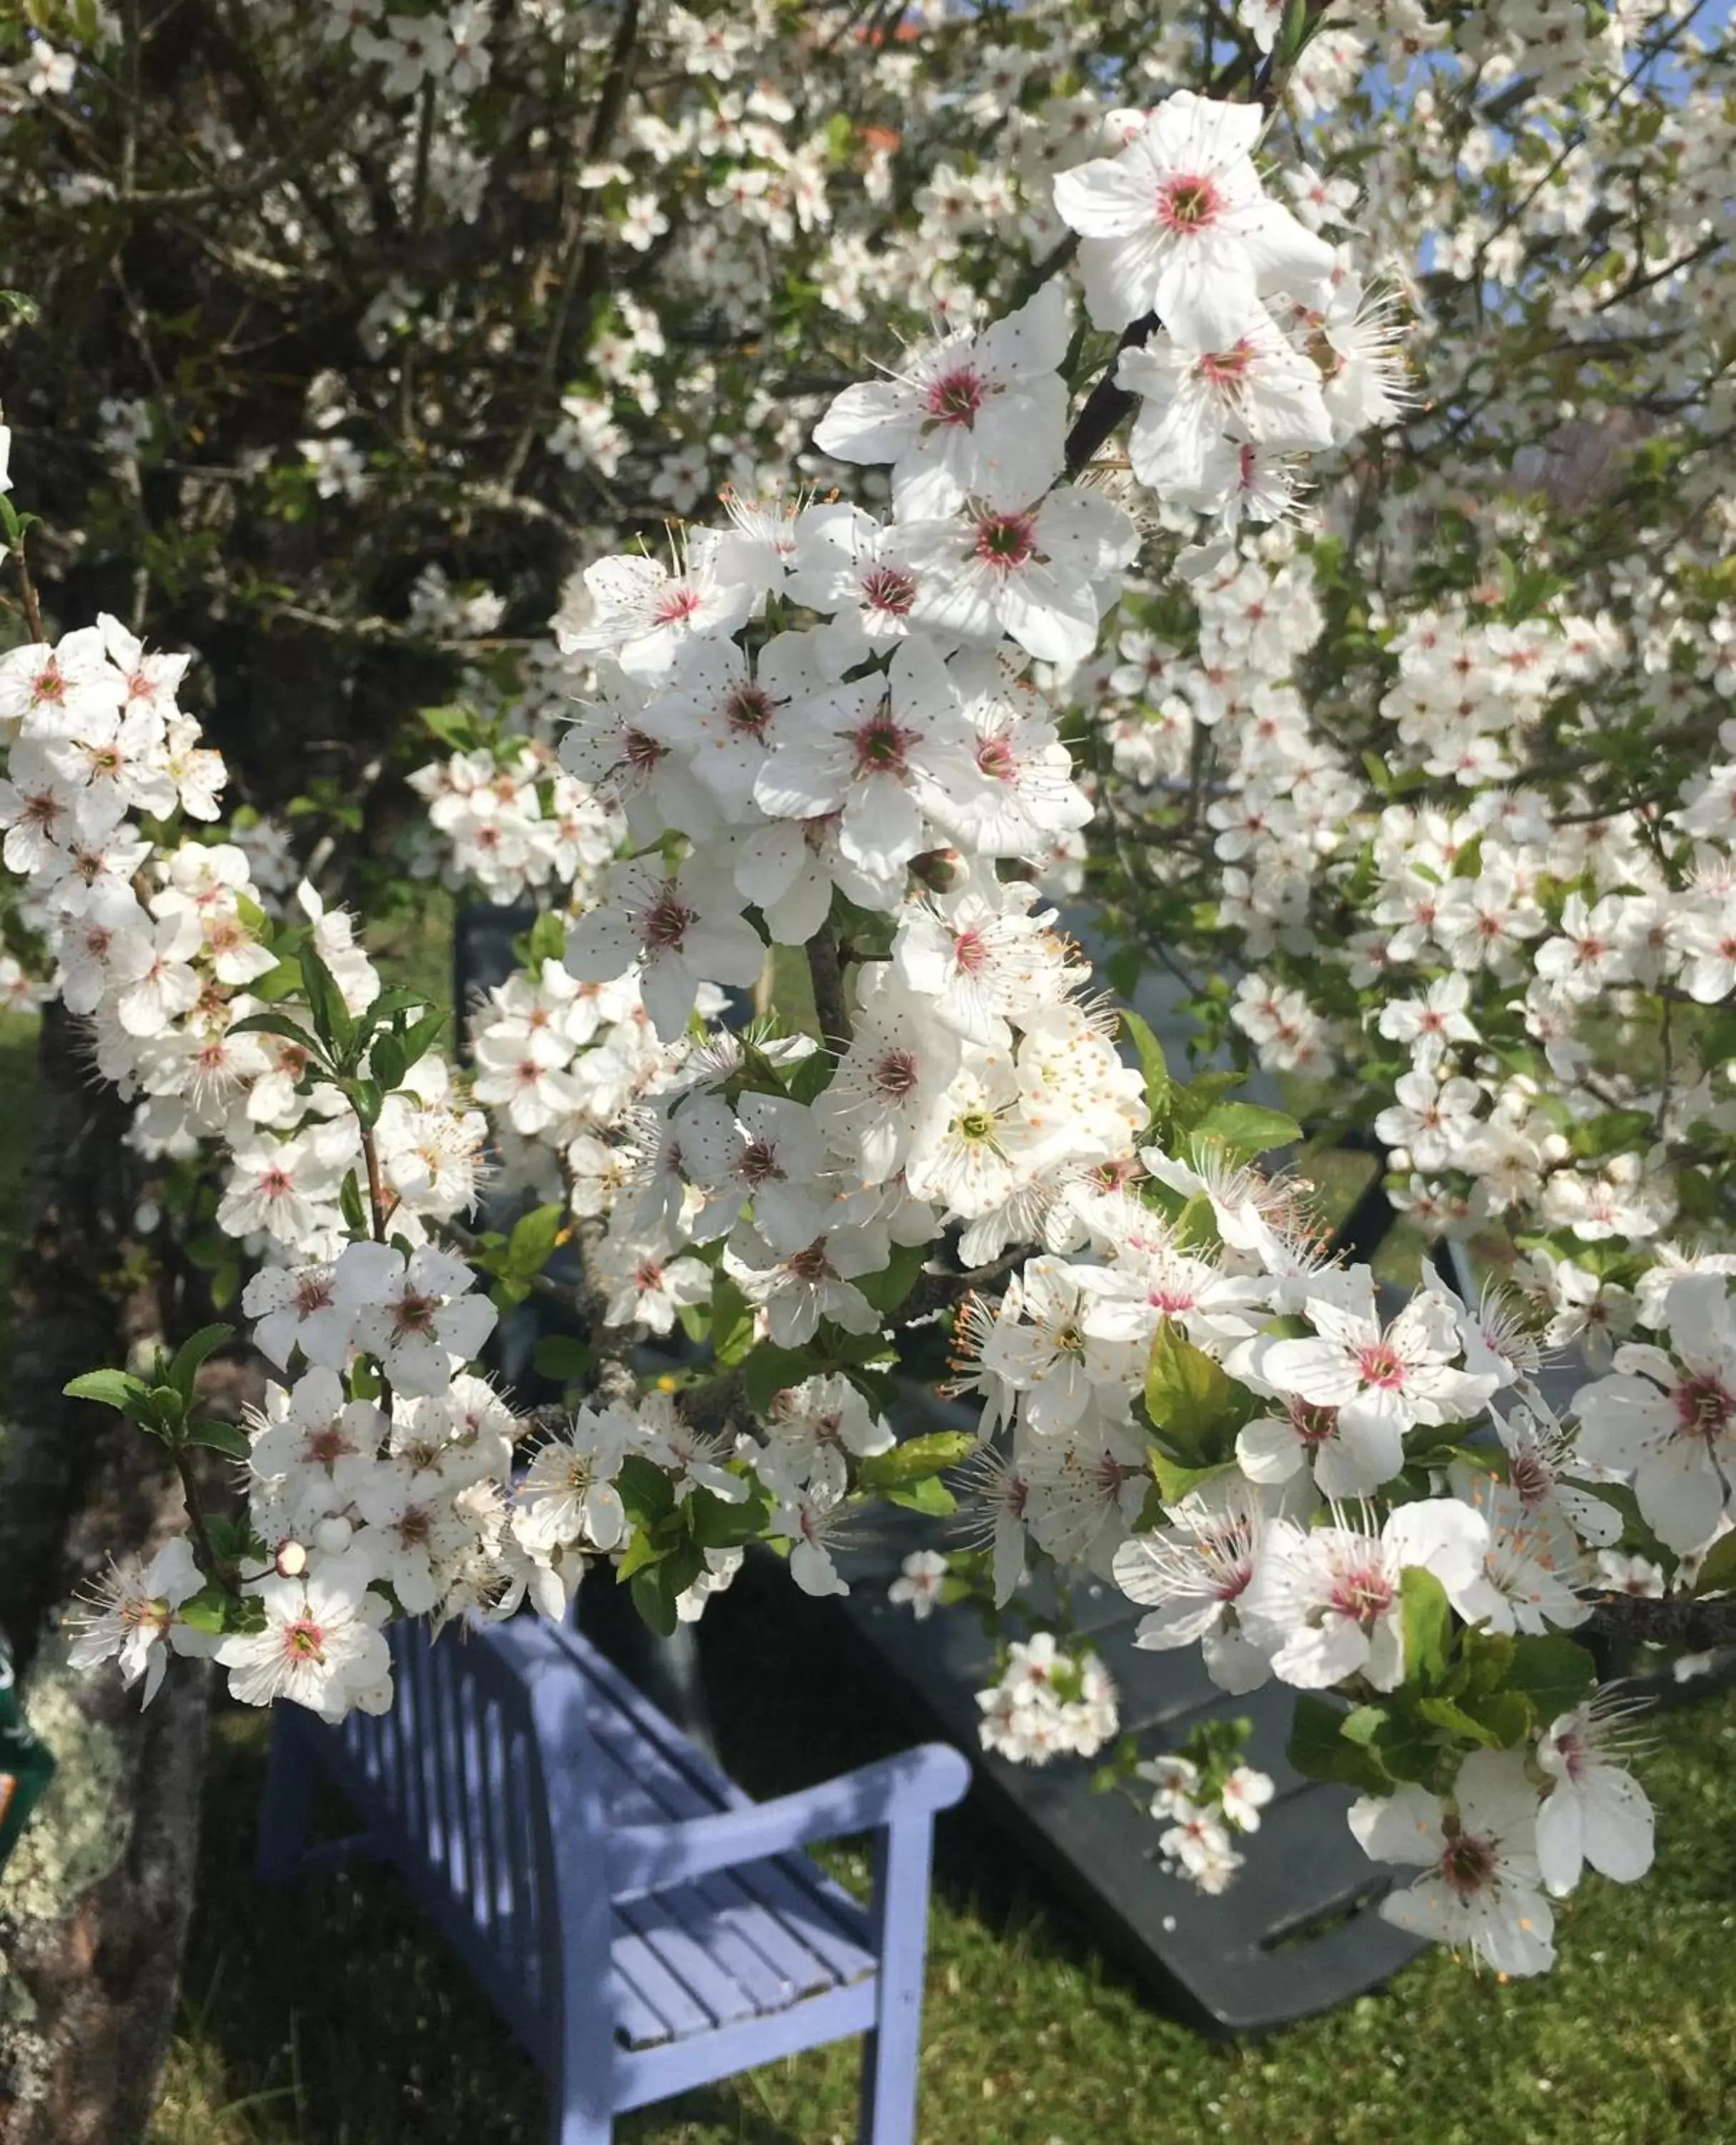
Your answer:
(257, 1609), (970, 2144)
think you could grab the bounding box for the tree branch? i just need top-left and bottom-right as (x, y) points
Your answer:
(1583, 1594), (1736, 1652)
(806, 923), (854, 1052)
(502, 0), (643, 488)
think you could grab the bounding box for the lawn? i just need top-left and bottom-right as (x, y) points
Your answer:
(148, 1556), (1736, 2145)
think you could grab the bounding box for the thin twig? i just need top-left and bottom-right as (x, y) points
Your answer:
(14, 531), (45, 644)
(175, 1449), (238, 1594)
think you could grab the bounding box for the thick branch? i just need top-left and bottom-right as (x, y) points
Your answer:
(1584, 1594), (1736, 1652)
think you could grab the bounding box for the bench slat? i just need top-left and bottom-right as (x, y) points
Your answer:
(588, 1735), (834, 2015)
(586, 1692), (874, 2017)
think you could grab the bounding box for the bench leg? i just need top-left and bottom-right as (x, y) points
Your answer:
(858, 1813), (937, 2145)
(553, 2098), (612, 2145)
(256, 1707), (317, 1886)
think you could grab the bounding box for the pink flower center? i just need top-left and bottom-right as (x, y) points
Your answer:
(393, 1289), (438, 1338)
(1675, 1372), (1735, 1441)
(951, 926), (990, 975)
(1509, 1446), (1553, 1507)
(282, 1618), (327, 1664)
(972, 511), (1038, 571)
(1198, 340), (1256, 388)
(653, 584), (704, 626)
(975, 734), (1017, 782)
(923, 365), (985, 428)
(623, 728), (665, 775)
(1328, 1557), (1394, 1625)
(1148, 1281), (1199, 1315)
(740, 1137), (783, 1185)
(1439, 1827), (1497, 1899)
(872, 1049), (919, 1098)
(787, 1241), (836, 1284)
(1357, 1341), (1408, 1391)
(1156, 173), (1223, 233)
(1553, 1728), (1586, 1784)
(852, 709), (917, 775)
(1290, 1399), (1338, 1447)
(861, 565), (917, 616)
(643, 889), (694, 952)
(725, 683), (775, 738)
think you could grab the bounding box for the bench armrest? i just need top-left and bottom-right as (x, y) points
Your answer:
(606, 1742), (970, 1899)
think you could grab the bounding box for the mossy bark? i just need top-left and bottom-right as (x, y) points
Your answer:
(0, 1005), (207, 2144)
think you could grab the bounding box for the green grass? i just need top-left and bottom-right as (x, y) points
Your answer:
(150, 1557), (1736, 2145)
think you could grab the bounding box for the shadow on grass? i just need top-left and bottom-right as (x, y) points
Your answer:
(158, 1559), (1150, 2145)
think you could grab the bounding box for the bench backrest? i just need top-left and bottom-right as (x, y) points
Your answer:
(327, 1611), (608, 2068)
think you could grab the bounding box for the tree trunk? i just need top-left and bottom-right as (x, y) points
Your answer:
(0, 1004), (208, 2145)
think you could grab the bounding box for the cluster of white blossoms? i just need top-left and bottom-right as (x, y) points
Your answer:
(21, 51), (1732, 1983)
(406, 738), (620, 909)
(975, 1632), (1119, 1768)
(1140, 1747), (1274, 1895)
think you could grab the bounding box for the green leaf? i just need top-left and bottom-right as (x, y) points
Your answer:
(1120, 1010), (1170, 1115)
(532, 1335), (591, 1384)
(1143, 1321), (1236, 1464)
(1400, 1566), (1453, 1689)
(1192, 1101), (1303, 1156)
(225, 1011), (323, 1058)
(857, 1431), (977, 1493)
(1147, 1453), (1234, 1505)
(630, 1562), (679, 1637)
(525, 910), (566, 969)
(1288, 1693), (1393, 1795)
(1569, 1108), (1654, 1160)
(785, 1050), (832, 1105)
(397, 1009), (448, 1070)
(743, 1344), (819, 1414)
(249, 955), (305, 1004)
(420, 701), (482, 751)
(887, 1475), (957, 1516)
(300, 945), (355, 1062)
(62, 1369), (150, 1415)
(175, 1585), (237, 1636)
(853, 1241), (925, 1315)
(370, 1032), (407, 1094)
(1693, 1529), (1736, 1596)
(687, 1481), (769, 1549)
(348, 1080), (384, 1132)
(616, 1526), (666, 1584)
(617, 1452), (676, 1526)
(506, 1203), (565, 1281)
(167, 1323), (235, 1402)
(1453, 1624), (1517, 1698)
(182, 1419), (252, 1460)
(363, 987), (435, 1025)
(1341, 1703), (1389, 1747)
(710, 1275), (756, 1366)
(1414, 1695), (1507, 1750)
(339, 1170), (368, 1238)
(1504, 1633), (1597, 1726)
